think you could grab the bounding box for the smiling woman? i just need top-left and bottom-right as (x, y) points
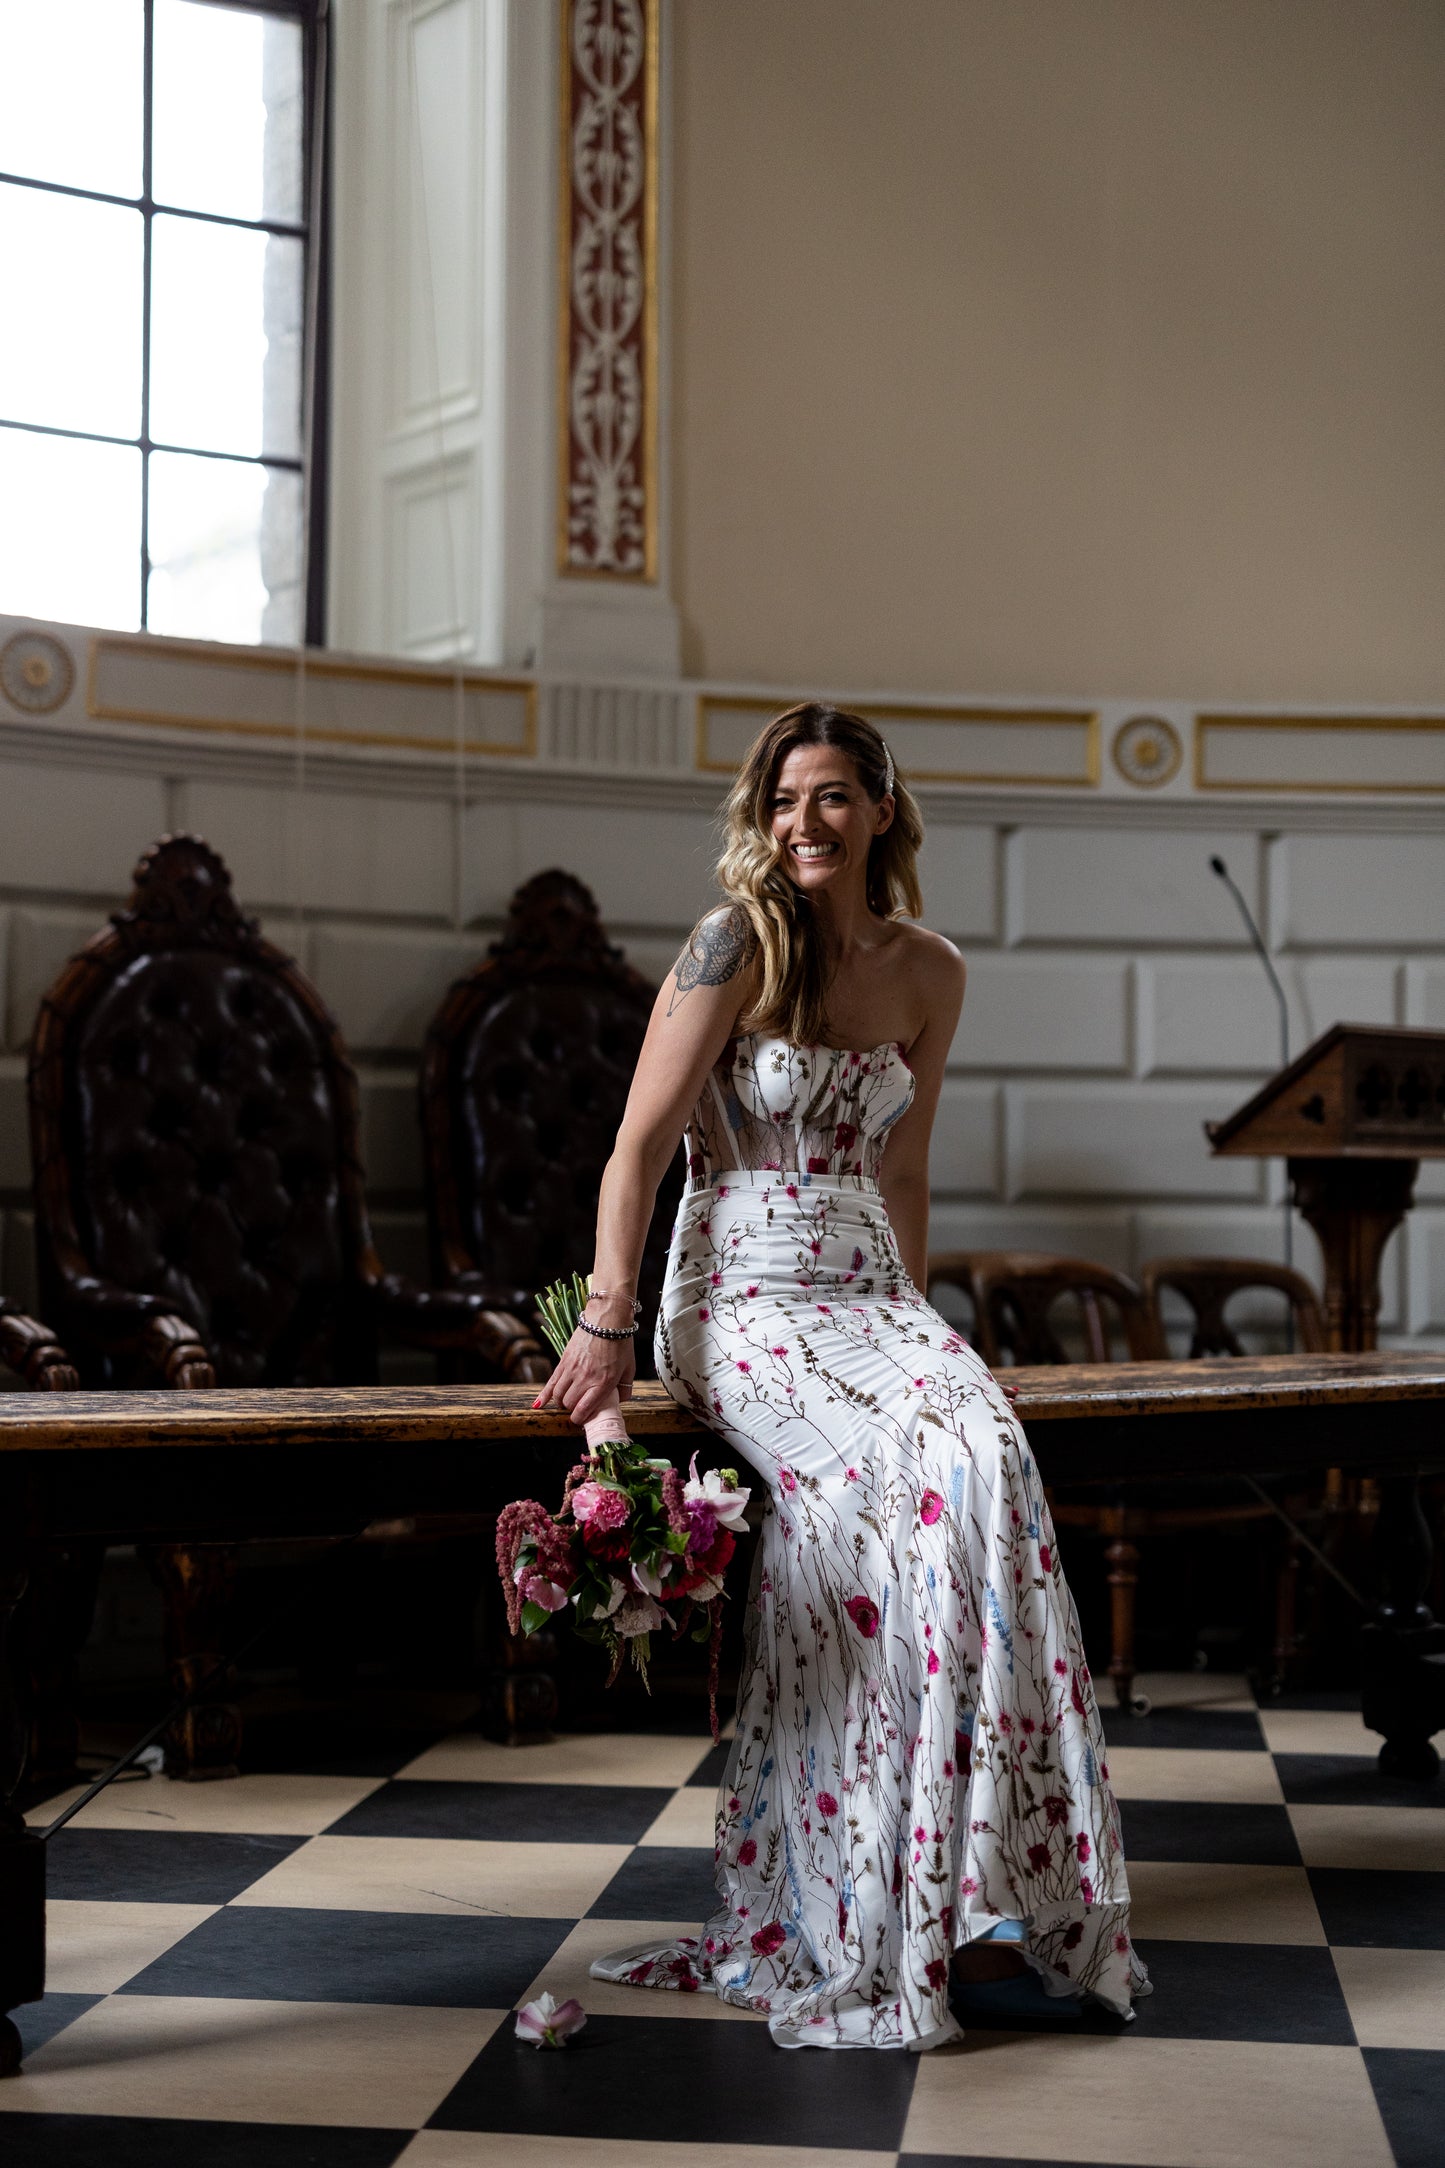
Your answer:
(717, 702), (926, 1052)
(533, 700), (1150, 2048)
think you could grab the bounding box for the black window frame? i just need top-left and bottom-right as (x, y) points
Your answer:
(0, 0), (331, 645)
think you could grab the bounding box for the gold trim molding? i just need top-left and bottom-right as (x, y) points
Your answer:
(556, 0), (659, 580)
(88, 635), (538, 759)
(695, 695), (1101, 787)
(1196, 712), (1445, 795)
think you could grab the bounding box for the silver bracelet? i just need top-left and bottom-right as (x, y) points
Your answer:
(575, 1315), (638, 1342)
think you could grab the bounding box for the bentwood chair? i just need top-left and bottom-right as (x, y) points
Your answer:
(27, 834), (546, 1774)
(924, 1249), (1305, 1712)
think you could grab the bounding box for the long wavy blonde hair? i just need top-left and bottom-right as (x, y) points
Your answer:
(717, 702), (925, 1047)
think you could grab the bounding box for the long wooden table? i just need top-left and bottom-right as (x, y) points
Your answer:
(2, 1352), (1443, 2068)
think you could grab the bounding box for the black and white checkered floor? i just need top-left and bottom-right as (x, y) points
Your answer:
(6, 1674), (1443, 2168)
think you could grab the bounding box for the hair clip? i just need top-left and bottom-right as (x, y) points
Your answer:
(882, 741), (895, 796)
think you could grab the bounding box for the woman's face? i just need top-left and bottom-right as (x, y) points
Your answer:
(767, 743), (892, 901)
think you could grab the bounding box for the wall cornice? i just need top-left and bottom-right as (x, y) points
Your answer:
(3, 706), (1445, 834)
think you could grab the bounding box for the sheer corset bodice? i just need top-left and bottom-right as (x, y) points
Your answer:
(685, 1033), (915, 1190)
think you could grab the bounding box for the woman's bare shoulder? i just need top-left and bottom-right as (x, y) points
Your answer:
(889, 920), (966, 993)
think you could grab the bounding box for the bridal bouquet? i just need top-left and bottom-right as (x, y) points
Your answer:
(498, 1273), (749, 1736)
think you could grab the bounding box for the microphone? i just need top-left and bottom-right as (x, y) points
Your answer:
(1209, 855), (1294, 1283)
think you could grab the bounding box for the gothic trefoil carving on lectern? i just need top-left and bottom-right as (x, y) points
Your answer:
(558, 0), (658, 578)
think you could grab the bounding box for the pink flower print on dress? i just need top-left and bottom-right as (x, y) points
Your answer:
(737, 1836), (757, 1866)
(816, 1792), (839, 1818)
(1077, 1832), (1091, 1863)
(1027, 1841), (1051, 1873)
(780, 1468), (797, 1493)
(1081, 1876), (1095, 1904)
(751, 1921), (787, 1957)
(925, 1957), (949, 1991)
(1039, 1544), (1053, 1572)
(845, 1595), (880, 1638)
(926, 1649), (940, 1676)
(919, 1489), (944, 1525)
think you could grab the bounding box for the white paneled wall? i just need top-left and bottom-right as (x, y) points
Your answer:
(2, 673), (1444, 1354)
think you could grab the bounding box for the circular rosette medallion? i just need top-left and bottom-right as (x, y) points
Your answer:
(0, 630), (76, 715)
(1112, 714), (1182, 789)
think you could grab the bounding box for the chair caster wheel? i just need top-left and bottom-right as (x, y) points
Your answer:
(1129, 1693), (1152, 1718)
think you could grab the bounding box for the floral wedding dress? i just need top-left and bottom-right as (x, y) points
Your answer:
(590, 1032), (1149, 2050)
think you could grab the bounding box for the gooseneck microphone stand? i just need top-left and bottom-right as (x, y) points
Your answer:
(1209, 854), (1294, 1296)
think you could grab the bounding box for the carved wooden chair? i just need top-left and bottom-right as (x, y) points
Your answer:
(924, 1248), (1300, 1712)
(420, 868), (682, 1371)
(419, 870), (685, 1739)
(27, 834), (545, 1775)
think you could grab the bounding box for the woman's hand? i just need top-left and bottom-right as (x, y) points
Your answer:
(532, 1327), (636, 1430)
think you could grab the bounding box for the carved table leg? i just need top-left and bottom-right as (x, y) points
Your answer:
(141, 1543), (242, 1779)
(1360, 1473), (1445, 1781)
(1102, 1503), (1141, 1716)
(0, 1466), (45, 2075)
(24, 1540), (104, 1799)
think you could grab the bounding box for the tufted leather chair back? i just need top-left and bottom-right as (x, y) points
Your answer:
(30, 835), (378, 1387)
(420, 871), (682, 1372)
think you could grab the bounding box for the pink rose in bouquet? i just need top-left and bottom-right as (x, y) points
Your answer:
(497, 1273), (750, 1733)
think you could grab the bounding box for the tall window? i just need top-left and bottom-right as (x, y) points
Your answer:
(0, 0), (327, 646)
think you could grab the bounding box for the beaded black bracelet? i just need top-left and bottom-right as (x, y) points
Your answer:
(575, 1315), (639, 1341)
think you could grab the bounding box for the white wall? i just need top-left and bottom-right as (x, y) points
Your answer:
(3, 618), (1444, 1360)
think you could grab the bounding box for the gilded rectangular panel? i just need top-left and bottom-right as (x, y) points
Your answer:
(695, 694), (1099, 786)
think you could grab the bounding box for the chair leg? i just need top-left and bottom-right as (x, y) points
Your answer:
(1103, 1506), (1141, 1714)
(141, 1544), (242, 1779)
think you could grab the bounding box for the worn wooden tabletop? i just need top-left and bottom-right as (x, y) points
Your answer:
(1, 1352), (1444, 1452)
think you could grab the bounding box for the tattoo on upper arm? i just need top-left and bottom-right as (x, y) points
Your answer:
(668, 906), (752, 1014)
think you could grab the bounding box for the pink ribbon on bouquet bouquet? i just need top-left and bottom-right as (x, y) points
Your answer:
(583, 1393), (631, 1451)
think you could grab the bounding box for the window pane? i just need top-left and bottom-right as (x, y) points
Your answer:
(0, 185), (142, 437)
(148, 452), (302, 646)
(150, 216), (302, 460)
(0, 1), (143, 197)
(152, 1), (304, 226)
(0, 427), (140, 630)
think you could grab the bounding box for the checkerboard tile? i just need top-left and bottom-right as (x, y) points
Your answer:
(5, 1680), (1441, 2167)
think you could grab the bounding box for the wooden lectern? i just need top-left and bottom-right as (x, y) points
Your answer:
(1207, 1023), (1445, 1352)
(1208, 1025), (1445, 1775)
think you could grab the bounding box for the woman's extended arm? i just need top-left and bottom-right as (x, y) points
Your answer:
(877, 941), (965, 1289)
(534, 907), (758, 1427)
